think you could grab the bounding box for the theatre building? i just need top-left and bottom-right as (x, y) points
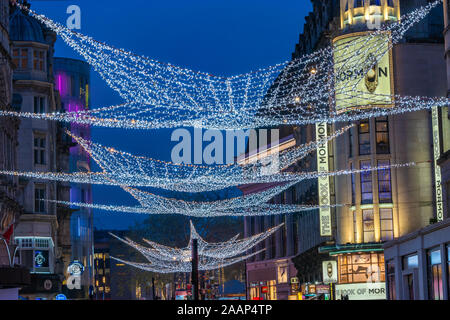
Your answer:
(320, 0), (449, 300)
(381, 0), (450, 300)
(239, 0), (448, 301)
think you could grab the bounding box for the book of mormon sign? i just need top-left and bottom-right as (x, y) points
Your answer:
(333, 31), (394, 114)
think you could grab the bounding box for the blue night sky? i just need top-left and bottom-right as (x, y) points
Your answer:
(31, 0), (312, 229)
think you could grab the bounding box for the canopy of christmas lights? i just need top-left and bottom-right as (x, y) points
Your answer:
(121, 161), (415, 212)
(0, 125), (353, 191)
(47, 161), (415, 217)
(50, 199), (342, 217)
(108, 221), (282, 273)
(3, 1), (444, 130)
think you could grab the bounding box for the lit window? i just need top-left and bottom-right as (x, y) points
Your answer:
(360, 160), (373, 204)
(33, 50), (45, 71)
(339, 252), (385, 284)
(376, 117), (390, 154)
(12, 48), (28, 69)
(380, 208), (394, 241)
(427, 249), (443, 300)
(378, 160), (392, 203)
(358, 120), (371, 155)
(363, 209), (374, 242)
(15, 237), (52, 273)
(34, 185), (46, 213)
(351, 163), (356, 205)
(35, 238), (50, 248)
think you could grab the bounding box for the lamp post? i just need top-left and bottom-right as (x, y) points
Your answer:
(191, 239), (199, 300)
(152, 277), (156, 300)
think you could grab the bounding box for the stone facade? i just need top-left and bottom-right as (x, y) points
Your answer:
(8, 4), (72, 300)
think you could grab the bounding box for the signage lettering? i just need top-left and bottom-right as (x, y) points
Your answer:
(333, 32), (394, 114)
(432, 106), (444, 221)
(316, 123), (332, 236)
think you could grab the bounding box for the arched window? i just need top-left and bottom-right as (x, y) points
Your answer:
(370, 0), (381, 5)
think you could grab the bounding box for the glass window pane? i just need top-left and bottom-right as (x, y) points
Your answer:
(376, 122), (387, 131)
(430, 250), (441, 265)
(382, 231), (393, 241)
(381, 219), (393, 230)
(380, 208), (393, 220)
(403, 255), (418, 269)
(359, 122), (369, 133)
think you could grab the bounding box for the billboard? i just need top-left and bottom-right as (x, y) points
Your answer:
(333, 31), (394, 114)
(335, 283), (386, 300)
(322, 260), (338, 284)
(432, 106), (444, 221)
(316, 123), (332, 236)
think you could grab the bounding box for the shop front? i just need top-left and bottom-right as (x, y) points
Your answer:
(320, 244), (387, 300)
(246, 258), (297, 300)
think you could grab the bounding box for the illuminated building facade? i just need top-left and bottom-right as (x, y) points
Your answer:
(381, 0), (450, 301)
(323, 0), (449, 300)
(0, 0), (29, 300)
(245, 0), (448, 301)
(9, 3), (72, 300)
(93, 244), (111, 300)
(53, 57), (94, 299)
(242, 125), (334, 300)
(94, 229), (138, 300)
(441, 0), (450, 226)
(243, 1), (340, 300)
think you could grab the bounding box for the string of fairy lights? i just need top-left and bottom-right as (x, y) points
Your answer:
(121, 162), (415, 213)
(0, 2), (444, 274)
(106, 221), (283, 272)
(0, 0), (444, 130)
(106, 221), (285, 273)
(44, 161), (415, 217)
(112, 221), (280, 260)
(0, 125), (353, 191)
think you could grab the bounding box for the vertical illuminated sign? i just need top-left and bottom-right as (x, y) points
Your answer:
(432, 106), (444, 221)
(316, 123), (332, 236)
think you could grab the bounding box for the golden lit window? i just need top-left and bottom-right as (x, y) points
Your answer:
(33, 50), (45, 71)
(12, 48), (28, 69)
(338, 252), (385, 284)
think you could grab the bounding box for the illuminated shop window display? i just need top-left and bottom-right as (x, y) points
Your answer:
(249, 280), (277, 300)
(338, 252), (385, 284)
(15, 237), (54, 273)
